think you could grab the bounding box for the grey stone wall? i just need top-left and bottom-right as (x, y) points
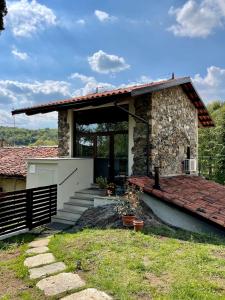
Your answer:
(132, 95), (152, 175)
(151, 86), (198, 176)
(58, 110), (70, 157)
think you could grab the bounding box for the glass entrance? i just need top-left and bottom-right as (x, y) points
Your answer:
(74, 106), (129, 182)
(94, 135), (111, 180)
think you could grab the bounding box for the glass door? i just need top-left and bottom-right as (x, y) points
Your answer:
(114, 133), (128, 177)
(94, 135), (111, 181)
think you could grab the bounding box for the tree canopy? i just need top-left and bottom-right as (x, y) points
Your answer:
(0, 126), (58, 146)
(0, 0), (7, 32)
(198, 101), (225, 184)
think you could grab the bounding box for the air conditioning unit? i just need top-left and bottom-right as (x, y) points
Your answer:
(183, 159), (197, 173)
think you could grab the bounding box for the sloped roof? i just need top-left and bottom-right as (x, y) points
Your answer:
(0, 146), (58, 178)
(129, 176), (225, 229)
(12, 77), (214, 127)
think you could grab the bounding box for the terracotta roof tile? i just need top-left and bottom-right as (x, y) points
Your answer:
(11, 77), (214, 127)
(0, 146), (58, 178)
(129, 176), (225, 229)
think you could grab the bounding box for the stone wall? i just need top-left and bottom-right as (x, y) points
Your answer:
(132, 94), (152, 175)
(58, 110), (70, 157)
(151, 86), (198, 176)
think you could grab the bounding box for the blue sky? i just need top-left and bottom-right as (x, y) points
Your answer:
(0, 0), (225, 129)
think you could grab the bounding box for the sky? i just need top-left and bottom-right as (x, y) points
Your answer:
(1, 0), (225, 129)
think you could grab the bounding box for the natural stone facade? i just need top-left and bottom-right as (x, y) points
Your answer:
(58, 110), (70, 157)
(132, 95), (152, 175)
(57, 87), (198, 176)
(132, 86), (198, 176)
(151, 86), (198, 176)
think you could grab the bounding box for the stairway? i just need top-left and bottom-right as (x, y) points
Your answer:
(51, 186), (103, 225)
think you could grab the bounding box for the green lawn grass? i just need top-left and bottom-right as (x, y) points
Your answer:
(1, 226), (225, 299)
(0, 233), (47, 300)
(49, 227), (225, 300)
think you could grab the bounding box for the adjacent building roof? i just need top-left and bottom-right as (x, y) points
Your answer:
(0, 146), (58, 178)
(12, 77), (214, 127)
(129, 176), (225, 229)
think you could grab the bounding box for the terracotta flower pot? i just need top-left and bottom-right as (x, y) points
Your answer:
(122, 215), (136, 226)
(133, 220), (144, 232)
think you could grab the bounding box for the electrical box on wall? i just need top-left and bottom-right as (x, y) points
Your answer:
(29, 164), (36, 174)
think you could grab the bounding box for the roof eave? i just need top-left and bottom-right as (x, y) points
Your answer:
(131, 77), (191, 97)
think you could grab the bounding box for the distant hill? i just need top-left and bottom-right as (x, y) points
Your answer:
(0, 126), (58, 146)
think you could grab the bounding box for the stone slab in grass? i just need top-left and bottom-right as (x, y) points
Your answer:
(24, 253), (55, 268)
(29, 262), (66, 279)
(36, 272), (85, 296)
(60, 288), (113, 299)
(28, 238), (50, 248)
(26, 246), (49, 255)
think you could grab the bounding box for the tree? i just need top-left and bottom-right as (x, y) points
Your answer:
(0, 0), (7, 32)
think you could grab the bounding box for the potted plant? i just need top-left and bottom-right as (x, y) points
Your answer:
(115, 198), (136, 226)
(133, 219), (144, 232)
(115, 184), (143, 227)
(96, 176), (108, 192)
(106, 182), (116, 196)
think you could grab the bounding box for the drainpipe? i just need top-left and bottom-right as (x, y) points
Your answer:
(153, 166), (161, 190)
(114, 101), (151, 177)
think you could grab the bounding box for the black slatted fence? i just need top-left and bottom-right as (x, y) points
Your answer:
(0, 184), (57, 237)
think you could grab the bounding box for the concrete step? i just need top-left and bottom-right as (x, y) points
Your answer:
(51, 216), (75, 225)
(91, 183), (99, 189)
(73, 192), (95, 200)
(57, 209), (81, 221)
(70, 196), (94, 206)
(63, 202), (88, 213)
(76, 188), (104, 197)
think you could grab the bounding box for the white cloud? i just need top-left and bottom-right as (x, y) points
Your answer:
(94, 10), (117, 22)
(88, 50), (130, 74)
(76, 19), (85, 25)
(11, 47), (29, 60)
(69, 72), (115, 95)
(193, 66), (225, 101)
(7, 0), (57, 37)
(168, 0), (225, 38)
(0, 79), (72, 109)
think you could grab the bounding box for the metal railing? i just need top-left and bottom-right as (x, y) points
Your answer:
(58, 168), (78, 186)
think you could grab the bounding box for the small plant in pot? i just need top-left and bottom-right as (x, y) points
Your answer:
(133, 219), (144, 232)
(115, 198), (136, 226)
(106, 182), (116, 196)
(115, 184), (143, 227)
(96, 176), (108, 194)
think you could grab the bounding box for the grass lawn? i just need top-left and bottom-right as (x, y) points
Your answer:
(0, 234), (47, 300)
(49, 227), (225, 300)
(1, 226), (225, 299)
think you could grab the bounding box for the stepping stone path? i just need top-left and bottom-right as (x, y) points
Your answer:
(26, 246), (49, 255)
(29, 262), (66, 279)
(61, 288), (113, 299)
(24, 253), (55, 268)
(37, 272), (85, 296)
(24, 235), (112, 299)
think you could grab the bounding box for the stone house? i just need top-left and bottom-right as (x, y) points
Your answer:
(12, 77), (219, 231)
(12, 77), (213, 179)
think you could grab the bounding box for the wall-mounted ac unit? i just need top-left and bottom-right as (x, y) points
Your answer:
(183, 159), (197, 173)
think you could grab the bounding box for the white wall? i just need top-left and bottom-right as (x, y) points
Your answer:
(26, 158), (93, 209)
(128, 99), (135, 176)
(141, 193), (223, 235)
(67, 109), (74, 157)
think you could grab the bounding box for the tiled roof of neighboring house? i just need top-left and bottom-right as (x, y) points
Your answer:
(129, 176), (225, 229)
(12, 77), (214, 127)
(0, 146), (58, 178)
